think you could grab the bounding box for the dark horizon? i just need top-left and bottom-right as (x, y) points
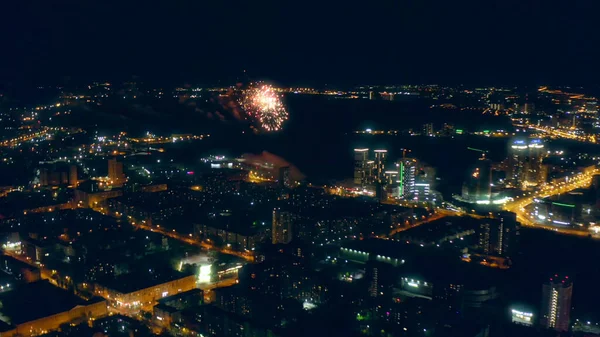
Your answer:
(2, 0), (599, 87)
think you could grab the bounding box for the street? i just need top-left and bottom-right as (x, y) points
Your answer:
(502, 169), (598, 237)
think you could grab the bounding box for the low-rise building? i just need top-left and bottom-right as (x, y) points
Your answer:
(0, 280), (107, 337)
(94, 268), (197, 311)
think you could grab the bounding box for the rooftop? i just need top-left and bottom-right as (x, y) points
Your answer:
(204, 211), (266, 236)
(113, 189), (199, 212)
(0, 280), (103, 326)
(98, 267), (193, 294)
(341, 238), (425, 260)
(157, 288), (203, 304)
(396, 216), (479, 243)
(342, 239), (504, 287)
(1, 255), (39, 273)
(154, 303), (180, 314)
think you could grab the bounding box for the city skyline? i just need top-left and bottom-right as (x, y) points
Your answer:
(1, 2), (600, 337)
(1, 77), (600, 337)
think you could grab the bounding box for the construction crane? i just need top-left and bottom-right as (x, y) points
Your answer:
(467, 147), (488, 153)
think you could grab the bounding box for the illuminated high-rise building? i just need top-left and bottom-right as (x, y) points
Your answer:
(496, 211), (518, 257)
(369, 91), (377, 100)
(39, 168), (49, 186)
(374, 149), (387, 182)
(462, 156), (492, 203)
(441, 123), (454, 136)
(507, 139), (528, 185)
(398, 158), (417, 199)
(593, 175), (600, 208)
(69, 165), (78, 187)
(384, 170), (401, 198)
(526, 139), (547, 185)
(540, 275), (572, 332)
(383, 171), (399, 185)
(489, 103), (505, 111)
(514, 94), (535, 115)
(272, 208), (293, 244)
(354, 149), (369, 187)
(413, 166), (435, 201)
(366, 261), (379, 297)
(366, 160), (375, 184)
(523, 102), (535, 115)
(507, 139), (547, 188)
(38, 165), (77, 187)
(414, 181), (431, 201)
(422, 123), (434, 136)
(478, 222), (492, 255)
(278, 166), (292, 189)
(381, 93), (394, 101)
(375, 182), (387, 202)
(108, 158), (125, 186)
(478, 211), (518, 257)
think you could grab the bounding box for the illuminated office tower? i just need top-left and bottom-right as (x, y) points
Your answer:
(272, 208), (293, 244)
(540, 275), (572, 332)
(354, 149), (369, 187)
(413, 180), (431, 201)
(374, 149), (387, 183)
(413, 166), (435, 201)
(398, 158), (417, 199)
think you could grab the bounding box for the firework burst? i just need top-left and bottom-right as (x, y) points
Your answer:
(239, 83), (288, 132)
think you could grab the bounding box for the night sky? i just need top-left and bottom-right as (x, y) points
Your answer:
(1, 0), (599, 86)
